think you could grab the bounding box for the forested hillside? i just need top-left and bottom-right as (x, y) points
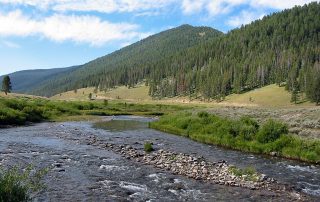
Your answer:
(30, 25), (222, 97)
(24, 2), (320, 103)
(0, 66), (78, 93)
(147, 2), (320, 103)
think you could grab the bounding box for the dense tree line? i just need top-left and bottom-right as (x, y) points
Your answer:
(148, 2), (320, 103)
(31, 2), (320, 104)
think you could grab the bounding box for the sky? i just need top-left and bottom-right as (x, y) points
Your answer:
(0, 0), (317, 76)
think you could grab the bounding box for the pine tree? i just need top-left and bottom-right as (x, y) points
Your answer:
(291, 79), (300, 104)
(1, 75), (12, 95)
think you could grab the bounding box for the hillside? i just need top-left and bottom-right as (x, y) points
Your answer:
(31, 25), (223, 97)
(0, 66), (78, 93)
(7, 2), (320, 105)
(52, 84), (314, 108)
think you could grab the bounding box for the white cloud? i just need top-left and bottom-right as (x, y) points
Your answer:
(181, 0), (249, 16)
(181, 0), (316, 16)
(182, 0), (206, 14)
(0, 0), (176, 13)
(0, 10), (148, 46)
(250, 0), (316, 9)
(227, 10), (265, 27)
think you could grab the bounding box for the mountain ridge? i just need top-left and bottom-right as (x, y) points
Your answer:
(2, 2), (320, 104)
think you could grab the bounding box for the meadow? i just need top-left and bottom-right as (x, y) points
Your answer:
(0, 96), (187, 126)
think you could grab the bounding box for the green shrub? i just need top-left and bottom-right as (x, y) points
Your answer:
(22, 106), (45, 122)
(257, 119), (288, 143)
(144, 142), (153, 153)
(198, 111), (209, 118)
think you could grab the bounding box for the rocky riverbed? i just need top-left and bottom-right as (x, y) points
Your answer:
(87, 136), (302, 198)
(0, 116), (319, 201)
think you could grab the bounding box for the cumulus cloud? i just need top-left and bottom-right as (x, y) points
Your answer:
(0, 10), (149, 46)
(227, 10), (265, 27)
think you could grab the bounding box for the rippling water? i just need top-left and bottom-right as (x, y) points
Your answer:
(0, 116), (319, 201)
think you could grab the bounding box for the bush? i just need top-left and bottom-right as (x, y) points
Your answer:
(198, 111), (209, 118)
(257, 119), (288, 143)
(144, 142), (153, 153)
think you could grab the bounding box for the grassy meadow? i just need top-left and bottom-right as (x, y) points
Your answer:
(0, 96), (188, 126)
(150, 112), (320, 163)
(51, 83), (316, 108)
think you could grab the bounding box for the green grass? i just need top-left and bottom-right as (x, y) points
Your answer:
(144, 142), (154, 153)
(0, 166), (48, 202)
(0, 97), (188, 126)
(150, 112), (320, 163)
(228, 166), (259, 182)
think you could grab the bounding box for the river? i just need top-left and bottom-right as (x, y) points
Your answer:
(0, 116), (319, 201)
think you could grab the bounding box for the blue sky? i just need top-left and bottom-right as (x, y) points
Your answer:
(0, 0), (316, 76)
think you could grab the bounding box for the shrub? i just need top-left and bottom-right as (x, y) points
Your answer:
(144, 142), (153, 153)
(198, 111), (209, 118)
(257, 119), (288, 143)
(22, 106), (45, 122)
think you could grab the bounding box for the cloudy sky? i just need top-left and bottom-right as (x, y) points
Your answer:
(0, 0), (316, 75)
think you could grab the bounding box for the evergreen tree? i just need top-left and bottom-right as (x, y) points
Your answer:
(291, 79), (299, 104)
(1, 75), (12, 95)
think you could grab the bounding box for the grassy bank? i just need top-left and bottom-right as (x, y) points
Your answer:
(0, 97), (187, 126)
(150, 112), (320, 163)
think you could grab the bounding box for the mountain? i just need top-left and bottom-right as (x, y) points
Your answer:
(5, 2), (320, 104)
(29, 25), (223, 96)
(0, 66), (78, 93)
(146, 2), (320, 102)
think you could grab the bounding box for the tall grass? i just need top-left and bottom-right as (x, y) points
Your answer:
(0, 166), (48, 202)
(0, 97), (187, 126)
(150, 112), (320, 163)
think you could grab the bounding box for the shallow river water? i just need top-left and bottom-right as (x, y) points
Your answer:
(0, 116), (319, 201)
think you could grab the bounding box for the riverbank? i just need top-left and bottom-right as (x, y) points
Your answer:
(149, 112), (320, 164)
(0, 96), (187, 126)
(1, 118), (319, 200)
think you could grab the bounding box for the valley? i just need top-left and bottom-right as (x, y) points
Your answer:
(0, 2), (319, 201)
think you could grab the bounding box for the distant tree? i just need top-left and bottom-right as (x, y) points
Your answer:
(306, 64), (320, 105)
(1, 75), (12, 95)
(88, 93), (92, 100)
(291, 79), (300, 104)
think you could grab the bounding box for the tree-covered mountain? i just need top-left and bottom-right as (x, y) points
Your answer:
(9, 2), (320, 104)
(30, 25), (222, 96)
(0, 66), (78, 93)
(147, 2), (320, 103)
